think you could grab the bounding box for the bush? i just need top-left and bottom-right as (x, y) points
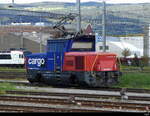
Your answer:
(141, 56), (150, 66)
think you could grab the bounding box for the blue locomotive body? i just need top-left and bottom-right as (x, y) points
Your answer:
(26, 36), (95, 69)
(25, 35), (121, 87)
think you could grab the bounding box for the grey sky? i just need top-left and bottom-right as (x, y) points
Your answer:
(1, 0), (150, 4)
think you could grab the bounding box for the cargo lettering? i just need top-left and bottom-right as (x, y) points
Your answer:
(28, 58), (45, 67)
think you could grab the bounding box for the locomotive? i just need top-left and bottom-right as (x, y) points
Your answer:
(25, 35), (121, 87)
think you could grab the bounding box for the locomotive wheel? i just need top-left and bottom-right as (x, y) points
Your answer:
(70, 75), (76, 84)
(27, 73), (42, 84)
(27, 78), (34, 84)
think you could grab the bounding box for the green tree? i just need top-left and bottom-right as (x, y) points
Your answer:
(122, 48), (131, 58)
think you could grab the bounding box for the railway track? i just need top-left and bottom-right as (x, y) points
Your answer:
(1, 72), (150, 112)
(0, 82), (149, 112)
(2, 79), (150, 95)
(0, 71), (150, 79)
(5, 90), (150, 102)
(1, 71), (150, 94)
(0, 102), (104, 112)
(0, 71), (26, 79)
(0, 91), (148, 112)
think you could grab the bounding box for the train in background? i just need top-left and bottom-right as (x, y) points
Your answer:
(25, 35), (122, 87)
(0, 48), (32, 67)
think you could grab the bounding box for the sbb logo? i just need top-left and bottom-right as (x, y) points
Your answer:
(28, 58), (45, 67)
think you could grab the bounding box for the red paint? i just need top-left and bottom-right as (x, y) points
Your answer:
(63, 52), (119, 72)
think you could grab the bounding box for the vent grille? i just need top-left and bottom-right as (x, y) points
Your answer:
(75, 56), (84, 69)
(66, 61), (73, 66)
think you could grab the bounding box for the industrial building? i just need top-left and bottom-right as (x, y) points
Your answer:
(96, 36), (144, 58)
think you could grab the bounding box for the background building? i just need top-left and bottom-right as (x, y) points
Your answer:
(96, 36), (143, 58)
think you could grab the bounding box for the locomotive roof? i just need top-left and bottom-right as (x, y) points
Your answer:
(47, 35), (95, 41)
(65, 52), (117, 56)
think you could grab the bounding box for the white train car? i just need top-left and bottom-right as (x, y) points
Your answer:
(0, 50), (32, 67)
